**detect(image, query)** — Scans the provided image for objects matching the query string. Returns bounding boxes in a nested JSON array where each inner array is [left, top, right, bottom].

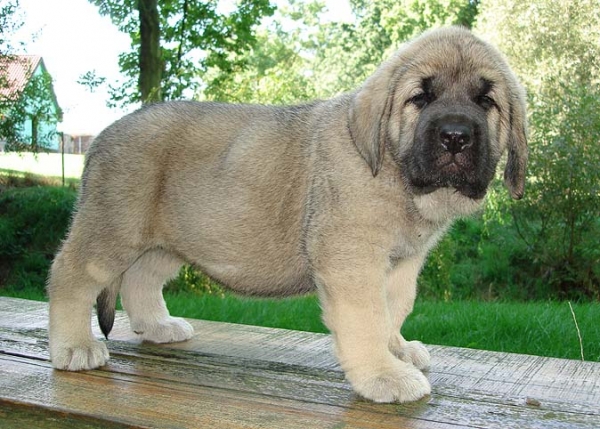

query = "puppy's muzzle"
[[439, 121, 472, 155]]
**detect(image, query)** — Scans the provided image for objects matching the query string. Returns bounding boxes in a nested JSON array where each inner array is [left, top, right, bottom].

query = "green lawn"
[[162, 292, 600, 362], [405, 299, 599, 361], [5, 286, 597, 362], [0, 152, 85, 180]]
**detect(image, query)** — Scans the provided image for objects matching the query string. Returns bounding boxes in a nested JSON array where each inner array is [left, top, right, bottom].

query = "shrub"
[[0, 186, 76, 292], [475, 0, 600, 300]]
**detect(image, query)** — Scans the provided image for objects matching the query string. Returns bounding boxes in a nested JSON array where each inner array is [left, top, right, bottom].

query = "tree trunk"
[[138, 0, 161, 104]]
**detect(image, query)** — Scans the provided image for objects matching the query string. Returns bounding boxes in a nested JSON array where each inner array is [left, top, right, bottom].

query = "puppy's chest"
[[388, 221, 446, 266]]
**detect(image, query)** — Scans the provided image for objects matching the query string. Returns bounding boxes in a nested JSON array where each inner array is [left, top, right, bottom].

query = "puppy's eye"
[[476, 95, 497, 111], [408, 93, 433, 109]]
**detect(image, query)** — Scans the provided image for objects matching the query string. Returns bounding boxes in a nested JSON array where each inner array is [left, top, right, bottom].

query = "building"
[[61, 133, 94, 154], [0, 55, 62, 151]]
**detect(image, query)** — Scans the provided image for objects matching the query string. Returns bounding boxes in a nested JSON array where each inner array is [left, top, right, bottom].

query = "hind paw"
[[50, 339, 109, 371], [394, 340, 431, 370], [132, 317, 194, 343]]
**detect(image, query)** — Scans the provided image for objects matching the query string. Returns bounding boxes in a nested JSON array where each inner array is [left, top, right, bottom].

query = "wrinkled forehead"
[[396, 33, 510, 94]]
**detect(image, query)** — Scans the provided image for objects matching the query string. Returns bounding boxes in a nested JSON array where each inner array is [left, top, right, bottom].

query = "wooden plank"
[[2, 339, 596, 429], [0, 401, 134, 429], [1, 297, 599, 428], [1, 354, 460, 429]]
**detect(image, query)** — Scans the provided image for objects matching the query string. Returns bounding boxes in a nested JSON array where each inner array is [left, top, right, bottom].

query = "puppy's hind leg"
[[120, 249, 193, 343], [48, 246, 134, 371]]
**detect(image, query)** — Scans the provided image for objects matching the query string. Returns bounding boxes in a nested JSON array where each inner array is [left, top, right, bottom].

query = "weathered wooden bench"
[[1, 297, 599, 428]]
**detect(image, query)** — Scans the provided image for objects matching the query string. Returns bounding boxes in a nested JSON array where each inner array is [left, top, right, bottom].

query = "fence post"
[[60, 132, 65, 187]]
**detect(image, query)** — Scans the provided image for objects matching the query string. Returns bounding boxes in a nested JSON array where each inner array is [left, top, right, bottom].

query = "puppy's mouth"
[[407, 158, 489, 199], [437, 150, 472, 170], [405, 139, 492, 200], [402, 148, 489, 199], [410, 178, 488, 200]]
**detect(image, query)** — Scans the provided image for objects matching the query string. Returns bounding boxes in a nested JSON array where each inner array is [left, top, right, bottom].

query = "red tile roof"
[[0, 55, 42, 100]]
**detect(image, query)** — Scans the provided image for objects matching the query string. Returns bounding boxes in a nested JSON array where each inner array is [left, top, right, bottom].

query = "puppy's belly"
[[162, 191, 311, 295], [188, 251, 314, 297]]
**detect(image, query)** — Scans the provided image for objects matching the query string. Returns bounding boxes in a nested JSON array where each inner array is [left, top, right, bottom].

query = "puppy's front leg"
[[386, 256, 431, 371], [317, 261, 430, 403]]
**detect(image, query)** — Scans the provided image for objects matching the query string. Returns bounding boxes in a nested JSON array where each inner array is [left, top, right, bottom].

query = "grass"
[[0, 168, 80, 189], [0, 286, 48, 301], [405, 299, 600, 361], [162, 292, 600, 362], [0, 152, 85, 179], [4, 287, 599, 362], [165, 291, 327, 333]]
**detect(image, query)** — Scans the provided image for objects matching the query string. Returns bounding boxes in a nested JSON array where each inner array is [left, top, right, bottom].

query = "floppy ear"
[[504, 85, 529, 199], [348, 80, 395, 176]]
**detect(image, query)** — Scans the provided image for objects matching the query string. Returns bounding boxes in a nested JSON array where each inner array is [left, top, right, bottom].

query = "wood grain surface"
[[1, 297, 599, 428]]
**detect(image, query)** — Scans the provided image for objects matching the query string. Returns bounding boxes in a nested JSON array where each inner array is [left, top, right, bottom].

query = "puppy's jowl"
[[48, 27, 527, 403]]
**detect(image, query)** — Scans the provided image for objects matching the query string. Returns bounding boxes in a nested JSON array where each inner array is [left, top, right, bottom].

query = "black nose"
[[439, 123, 472, 154]]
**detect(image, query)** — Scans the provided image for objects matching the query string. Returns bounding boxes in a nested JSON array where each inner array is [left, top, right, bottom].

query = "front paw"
[[348, 359, 431, 403], [131, 316, 194, 344], [50, 339, 109, 371], [390, 336, 431, 370]]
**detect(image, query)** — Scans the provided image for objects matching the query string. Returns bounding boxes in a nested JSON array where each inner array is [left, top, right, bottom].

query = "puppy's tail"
[[96, 277, 121, 339]]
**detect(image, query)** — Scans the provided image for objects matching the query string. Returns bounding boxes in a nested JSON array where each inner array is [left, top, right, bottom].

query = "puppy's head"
[[348, 26, 528, 201]]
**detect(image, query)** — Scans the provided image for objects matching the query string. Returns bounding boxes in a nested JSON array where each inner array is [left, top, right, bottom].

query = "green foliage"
[[200, 0, 480, 103], [0, 0, 22, 55], [420, 211, 534, 301], [307, 0, 480, 97], [165, 265, 224, 296], [201, 1, 324, 103], [0, 185, 77, 292], [77, 70, 106, 93], [476, 0, 600, 299], [350, 0, 479, 42], [516, 82, 600, 299], [86, 0, 275, 105]]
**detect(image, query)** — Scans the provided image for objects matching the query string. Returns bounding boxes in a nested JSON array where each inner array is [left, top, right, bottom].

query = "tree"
[[0, 0, 21, 111], [204, 0, 482, 104], [138, 0, 161, 103], [308, 0, 480, 98], [201, 0, 325, 104], [86, 0, 275, 105], [476, 0, 600, 298], [0, 0, 21, 56]]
